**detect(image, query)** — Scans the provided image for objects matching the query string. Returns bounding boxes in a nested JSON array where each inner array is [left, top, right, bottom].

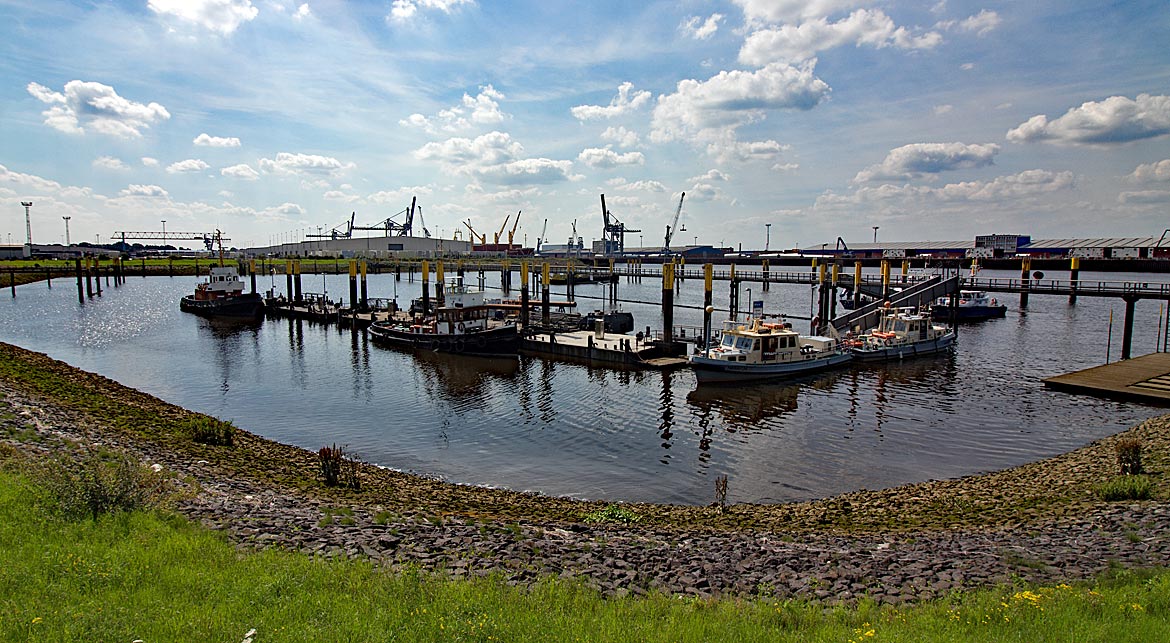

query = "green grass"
[[1, 469, 1168, 643], [1094, 475, 1155, 501]]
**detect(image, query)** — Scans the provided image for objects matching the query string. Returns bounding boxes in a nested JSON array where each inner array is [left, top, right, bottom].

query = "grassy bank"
[[0, 468, 1167, 643]]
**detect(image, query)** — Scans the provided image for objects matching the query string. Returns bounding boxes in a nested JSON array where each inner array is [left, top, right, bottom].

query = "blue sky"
[[1, 0, 1168, 250]]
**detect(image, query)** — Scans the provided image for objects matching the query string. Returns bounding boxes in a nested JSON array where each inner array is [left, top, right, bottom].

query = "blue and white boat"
[[687, 318, 852, 383], [850, 308, 956, 361], [931, 291, 1007, 321]]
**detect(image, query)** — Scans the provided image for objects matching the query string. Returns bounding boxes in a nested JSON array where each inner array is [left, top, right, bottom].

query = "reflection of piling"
[[75, 258, 84, 304], [421, 260, 430, 313], [1019, 257, 1031, 309], [285, 260, 294, 300], [541, 262, 550, 326], [520, 260, 530, 331], [294, 260, 303, 303], [348, 260, 358, 309], [360, 260, 368, 309], [662, 261, 675, 343], [1068, 257, 1080, 304], [703, 264, 713, 353]]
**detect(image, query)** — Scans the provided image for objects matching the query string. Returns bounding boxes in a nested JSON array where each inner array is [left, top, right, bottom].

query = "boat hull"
[[180, 293, 264, 320], [369, 322, 520, 356], [689, 351, 853, 383], [930, 304, 1007, 321], [851, 332, 956, 361]]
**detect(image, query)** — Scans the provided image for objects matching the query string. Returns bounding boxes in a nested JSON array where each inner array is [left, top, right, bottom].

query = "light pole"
[[161, 220, 167, 251], [765, 223, 771, 251], [21, 202, 32, 246], [62, 216, 71, 245], [872, 226, 879, 243]]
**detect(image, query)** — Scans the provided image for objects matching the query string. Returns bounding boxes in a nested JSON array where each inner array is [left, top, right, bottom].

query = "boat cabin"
[[706, 319, 837, 363], [193, 266, 245, 301]]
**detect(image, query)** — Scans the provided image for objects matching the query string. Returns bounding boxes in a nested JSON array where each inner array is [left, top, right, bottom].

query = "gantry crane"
[[350, 197, 419, 237], [600, 194, 640, 257], [663, 192, 686, 254], [110, 230, 231, 252], [307, 212, 355, 240]]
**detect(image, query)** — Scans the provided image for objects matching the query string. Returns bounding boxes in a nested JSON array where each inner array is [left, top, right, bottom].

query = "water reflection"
[[378, 343, 520, 405], [195, 317, 261, 395], [686, 378, 803, 426]]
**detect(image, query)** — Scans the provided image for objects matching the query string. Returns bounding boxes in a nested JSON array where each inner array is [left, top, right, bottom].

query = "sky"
[[1, 0, 1168, 252]]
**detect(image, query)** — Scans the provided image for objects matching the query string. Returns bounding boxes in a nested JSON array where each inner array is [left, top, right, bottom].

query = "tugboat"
[[369, 280, 519, 356], [687, 317, 852, 383], [179, 231, 264, 321], [930, 291, 1007, 321], [849, 307, 955, 361]]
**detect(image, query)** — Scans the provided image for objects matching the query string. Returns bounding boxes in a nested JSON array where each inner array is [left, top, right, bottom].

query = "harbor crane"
[[350, 197, 419, 237], [110, 230, 231, 251], [600, 194, 640, 257], [536, 218, 548, 254], [493, 214, 510, 244], [569, 219, 582, 258], [463, 220, 487, 245], [663, 192, 686, 254], [507, 211, 521, 245], [307, 212, 355, 240]]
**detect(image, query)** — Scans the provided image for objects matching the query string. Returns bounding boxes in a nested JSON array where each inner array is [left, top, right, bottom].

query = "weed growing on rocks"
[[583, 503, 642, 524], [24, 449, 170, 520], [186, 416, 235, 447], [318, 444, 361, 490], [1094, 475, 1153, 501], [714, 475, 729, 514], [1116, 437, 1144, 475]]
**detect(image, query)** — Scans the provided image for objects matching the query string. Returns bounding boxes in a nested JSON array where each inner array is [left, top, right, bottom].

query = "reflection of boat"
[[369, 281, 519, 356], [931, 291, 1007, 321], [848, 308, 955, 361], [180, 233, 264, 321], [687, 380, 802, 424], [687, 318, 852, 383], [547, 272, 615, 285], [408, 346, 520, 401]]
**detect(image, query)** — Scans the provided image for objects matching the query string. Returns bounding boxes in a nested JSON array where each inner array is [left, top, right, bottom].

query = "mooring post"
[[348, 260, 358, 309], [853, 260, 863, 308], [662, 260, 675, 346], [8, 269, 14, 297], [435, 260, 445, 308], [762, 259, 770, 292], [360, 260, 368, 310], [520, 260, 530, 331], [502, 260, 510, 295], [73, 258, 83, 304], [293, 260, 303, 304], [285, 260, 294, 301], [85, 257, 94, 298], [541, 262, 551, 326], [249, 259, 258, 294], [420, 260, 431, 314], [45, 266, 51, 289], [168, 256, 174, 278], [1019, 257, 1031, 309], [703, 263, 713, 355], [94, 258, 102, 296], [1068, 257, 1080, 305], [1121, 296, 1137, 360], [880, 259, 890, 300], [830, 263, 840, 319]]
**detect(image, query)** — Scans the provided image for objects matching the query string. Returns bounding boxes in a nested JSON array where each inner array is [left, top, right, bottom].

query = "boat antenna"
[[215, 229, 225, 267]]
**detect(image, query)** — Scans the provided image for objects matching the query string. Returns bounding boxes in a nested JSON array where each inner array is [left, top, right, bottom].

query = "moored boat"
[[930, 291, 1007, 321], [369, 281, 519, 356], [179, 232, 264, 321], [687, 318, 852, 383], [848, 308, 955, 361]]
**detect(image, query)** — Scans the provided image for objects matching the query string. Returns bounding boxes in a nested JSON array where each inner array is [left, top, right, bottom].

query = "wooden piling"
[[1068, 257, 1080, 304], [94, 258, 102, 296], [360, 260, 368, 309], [348, 260, 358, 309], [703, 263, 713, 354], [541, 262, 551, 326], [285, 260, 294, 300], [853, 260, 863, 308], [1121, 296, 1137, 360], [1020, 257, 1031, 309], [75, 258, 83, 304], [293, 260, 303, 303], [421, 260, 430, 313], [520, 260, 530, 330], [662, 261, 675, 344]]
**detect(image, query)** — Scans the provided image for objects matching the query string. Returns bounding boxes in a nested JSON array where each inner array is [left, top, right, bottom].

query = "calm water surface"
[[1, 268, 1166, 505]]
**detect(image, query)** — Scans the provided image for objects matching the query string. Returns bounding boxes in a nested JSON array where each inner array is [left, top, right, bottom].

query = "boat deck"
[[521, 330, 686, 370], [1042, 352, 1170, 404]]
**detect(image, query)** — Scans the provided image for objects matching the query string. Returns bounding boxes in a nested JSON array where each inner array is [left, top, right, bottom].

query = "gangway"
[[828, 274, 960, 336]]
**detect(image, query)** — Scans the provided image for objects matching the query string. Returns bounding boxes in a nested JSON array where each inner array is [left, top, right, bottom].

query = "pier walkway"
[[1043, 353, 1170, 404]]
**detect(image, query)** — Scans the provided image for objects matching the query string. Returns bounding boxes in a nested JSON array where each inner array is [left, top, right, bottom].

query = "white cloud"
[[194, 133, 242, 147], [681, 13, 724, 40], [934, 104, 953, 115], [957, 10, 1001, 36], [577, 147, 645, 168], [293, 3, 312, 21], [853, 142, 1000, 182], [259, 152, 355, 176], [1007, 94, 1170, 146], [601, 126, 640, 148], [1128, 159, 1170, 183], [1118, 190, 1170, 204], [26, 80, 170, 138], [166, 159, 211, 174], [651, 62, 828, 149], [414, 131, 577, 185], [0, 164, 62, 192], [618, 180, 667, 193], [960, 62, 975, 71], [688, 169, 731, 182], [772, 162, 799, 172], [93, 156, 129, 171], [708, 139, 789, 163], [732, 0, 867, 24], [142, 157, 159, 167], [323, 190, 360, 203], [738, 9, 942, 65], [571, 82, 652, 121], [400, 85, 506, 133], [120, 184, 170, 198], [221, 163, 260, 180], [389, 0, 474, 23], [147, 0, 259, 35], [819, 169, 1074, 207], [368, 186, 434, 203]]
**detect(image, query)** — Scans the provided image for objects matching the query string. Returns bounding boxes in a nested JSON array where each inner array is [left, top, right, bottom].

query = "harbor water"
[[0, 267, 1166, 505]]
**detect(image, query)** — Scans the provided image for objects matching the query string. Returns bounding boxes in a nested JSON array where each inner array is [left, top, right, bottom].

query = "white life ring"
[[884, 338, 892, 346], [457, 322, 466, 332]]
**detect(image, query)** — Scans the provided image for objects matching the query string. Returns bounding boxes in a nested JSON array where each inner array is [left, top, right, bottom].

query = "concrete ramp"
[[829, 274, 959, 336]]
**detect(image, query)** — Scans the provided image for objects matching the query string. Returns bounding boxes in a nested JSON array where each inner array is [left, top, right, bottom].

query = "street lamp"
[[765, 223, 771, 251], [872, 226, 879, 243], [62, 216, 71, 246], [21, 202, 32, 246]]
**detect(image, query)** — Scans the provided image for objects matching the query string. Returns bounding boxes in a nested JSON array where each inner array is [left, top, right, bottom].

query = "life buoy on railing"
[[884, 338, 892, 346], [457, 322, 466, 332]]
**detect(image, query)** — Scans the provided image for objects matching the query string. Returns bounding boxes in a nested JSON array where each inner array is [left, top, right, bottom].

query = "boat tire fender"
[[430, 340, 440, 351], [456, 339, 466, 352], [458, 322, 465, 332]]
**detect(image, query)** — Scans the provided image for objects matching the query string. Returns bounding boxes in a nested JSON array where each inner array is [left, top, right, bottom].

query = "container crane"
[[306, 212, 355, 240], [349, 196, 420, 237], [600, 194, 640, 257], [463, 220, 487, 245], [110, 230, 231, 252], [663, 192, 686, 254]]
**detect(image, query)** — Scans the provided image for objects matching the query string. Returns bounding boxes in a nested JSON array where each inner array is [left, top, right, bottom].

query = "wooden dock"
[[520, 330, 687, 370], [1042, 352, 1170, 404]]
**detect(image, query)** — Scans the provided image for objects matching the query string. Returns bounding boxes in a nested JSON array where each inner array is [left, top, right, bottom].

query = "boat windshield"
[[721, 335, 736, 348], [735, 337, 753, 351]]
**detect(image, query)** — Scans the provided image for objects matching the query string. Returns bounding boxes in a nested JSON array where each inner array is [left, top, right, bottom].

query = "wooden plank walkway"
[[1042, 352, 1170, 403]]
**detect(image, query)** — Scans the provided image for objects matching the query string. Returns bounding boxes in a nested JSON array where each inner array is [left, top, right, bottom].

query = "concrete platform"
[[521, 330, 685, 369], [1042, 352, 1170, 404]]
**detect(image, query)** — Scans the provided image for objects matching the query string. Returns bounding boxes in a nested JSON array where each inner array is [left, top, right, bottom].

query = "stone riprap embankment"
[[2, 374, 1169, 604]]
